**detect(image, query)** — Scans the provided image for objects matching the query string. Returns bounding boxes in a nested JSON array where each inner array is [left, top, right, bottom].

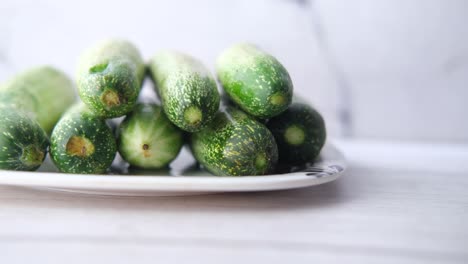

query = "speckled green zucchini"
[[50, 104, 117, 174], [148, 51, 220, 132], [267, 103, 326, 165], [190, 106, 278, 176], [76, 39, 145, 118], [0, 107, 48, 171], [216, 43, 293, 119], [117, 103, 184, 169], [0, 66, 76, 134]]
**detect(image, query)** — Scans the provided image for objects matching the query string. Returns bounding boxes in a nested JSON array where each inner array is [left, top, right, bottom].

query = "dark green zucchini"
[[148, 51, 220, 132], [216, 43, 293, 119], [76, 39, 145, 118], [50, 104, 117, 174], [0, 107, 48, 171], [267, 103, 326, 165], [117, 103, 184, 169], [0, 66, 76, 134], [190, 106, 278, 176]]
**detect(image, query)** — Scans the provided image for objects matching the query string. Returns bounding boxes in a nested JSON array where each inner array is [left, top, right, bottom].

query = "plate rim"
[[0, 142, 346, 193]]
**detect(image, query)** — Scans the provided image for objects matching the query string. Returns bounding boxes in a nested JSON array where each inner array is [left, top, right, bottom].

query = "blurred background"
[[0, 0, 466, 142]]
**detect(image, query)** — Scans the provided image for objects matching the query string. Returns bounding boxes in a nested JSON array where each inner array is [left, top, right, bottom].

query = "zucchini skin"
[[190, 106, 278, 176], [216, 43, 293, 119], [50, 104, 117, 174], [267, 103, 326, 165], [0, 66, 76, 134], [149, 51, 220, 132], [76, 39, 145, 118], [117, 103, 184, 169], [0, 107, 48, 171]]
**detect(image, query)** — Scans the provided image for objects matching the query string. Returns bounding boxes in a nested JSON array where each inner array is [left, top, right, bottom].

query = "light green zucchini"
[[50, 104, 117, 174], [117, 103, 184, 169], [0, 107, 48, 171], [76, 39, 145, 118], [0, 66, 76, 134], [190, 106, 278, 176], [149, 51, 220, 132], [216, 43, 293, 119]]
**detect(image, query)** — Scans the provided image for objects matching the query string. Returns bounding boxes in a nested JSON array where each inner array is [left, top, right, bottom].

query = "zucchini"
[[148, 51, 220, 132], [0, 107, 48, 171], [76, 39, 145, 118], [0, 66, 76, 134], [267, 103, 326, 165], [216, 43, 293, 119], [190, 106, 278, 176], [50, 104, 117, 174], [117, 103, 184, 169]]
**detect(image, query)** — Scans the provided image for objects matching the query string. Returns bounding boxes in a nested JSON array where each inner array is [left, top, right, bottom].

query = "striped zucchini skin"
[[50, 104, 117, 174], [267, 103, 326, 165], [0, 107, 48, 171], [76, 39, 145, 118], [190, 106, 278, 176], [117, 103, 184, 169], [149, 51, 220, 132], [0, 66, 76, 134], [216, 43, 293, 119]]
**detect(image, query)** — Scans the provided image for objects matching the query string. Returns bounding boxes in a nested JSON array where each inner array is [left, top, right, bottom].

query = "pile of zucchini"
[[0, 40, 326, 176]]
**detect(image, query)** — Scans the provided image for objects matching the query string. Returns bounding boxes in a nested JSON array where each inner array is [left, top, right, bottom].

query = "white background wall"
[[0, 0, 466, 142], [315, 0, 468, 142]]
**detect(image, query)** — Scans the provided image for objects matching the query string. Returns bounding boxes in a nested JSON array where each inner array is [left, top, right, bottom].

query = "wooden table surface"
[[1, 139, 467, 264]]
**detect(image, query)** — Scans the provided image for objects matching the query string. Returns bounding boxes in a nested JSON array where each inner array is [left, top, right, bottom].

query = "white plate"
[[0, 142, 346, 196]]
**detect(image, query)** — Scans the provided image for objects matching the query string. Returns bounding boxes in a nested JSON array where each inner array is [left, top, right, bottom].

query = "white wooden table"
[[1, 139, 467, 264]]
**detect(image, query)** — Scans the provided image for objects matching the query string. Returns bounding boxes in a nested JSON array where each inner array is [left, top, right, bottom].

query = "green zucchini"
[[117, 103, 184, 169], [76, 39, 145, 118], [190, 106, 278, 176], [0, 107, 48, 171], [148, 51, 220, 132], [0, 66, 76, 134], [267, 103, 326, 165], [50, 104, 117, 174], [216, 43, 293, 119]]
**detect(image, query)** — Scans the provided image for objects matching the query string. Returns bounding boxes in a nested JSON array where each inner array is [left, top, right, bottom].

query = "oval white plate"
[[0, 142, 345, 196]]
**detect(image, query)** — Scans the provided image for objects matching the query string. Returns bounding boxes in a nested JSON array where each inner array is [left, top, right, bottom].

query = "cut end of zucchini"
[[66, 136, 95, 157], [101, 89, 121, 107], [284, 125, 305, 146], [142, 143, 151, 158], [20, 145, 46, 168], [183, 106, 203, 126], [254, 153, 268, 172], [269, 93, 287, 107]]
